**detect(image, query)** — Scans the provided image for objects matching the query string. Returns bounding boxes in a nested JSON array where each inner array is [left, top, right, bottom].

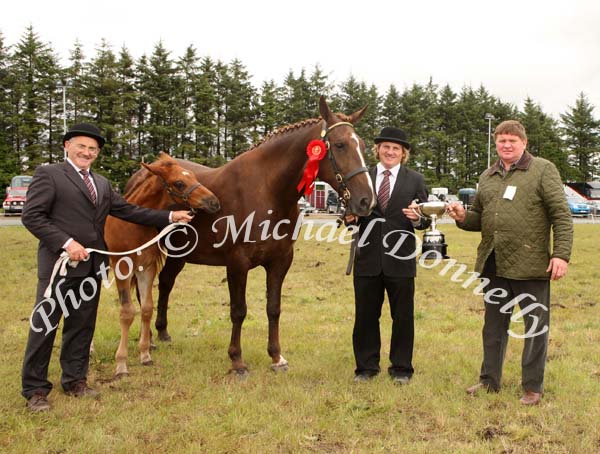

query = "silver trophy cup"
[[413, 201, 449, 259]]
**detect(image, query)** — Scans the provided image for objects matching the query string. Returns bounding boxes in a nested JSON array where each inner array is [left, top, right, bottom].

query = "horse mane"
[[249, 118, 320, 150], [251, 112, 354, 150], [122, 168, 152, 200]]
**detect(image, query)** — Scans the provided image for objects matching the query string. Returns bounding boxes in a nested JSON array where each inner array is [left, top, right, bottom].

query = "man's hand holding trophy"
[[409, 199, 453, 259]]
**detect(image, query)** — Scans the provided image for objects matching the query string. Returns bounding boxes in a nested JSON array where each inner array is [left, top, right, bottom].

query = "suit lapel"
[[388, 165, 407, 205], [369, 167, 384, 215], [62, 162, 96, 206]]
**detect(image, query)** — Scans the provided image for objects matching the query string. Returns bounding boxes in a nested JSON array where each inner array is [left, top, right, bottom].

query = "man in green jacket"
[[447, 120, 573, 405]]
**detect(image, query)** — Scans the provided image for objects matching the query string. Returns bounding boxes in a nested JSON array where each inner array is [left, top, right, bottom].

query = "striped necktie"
[[378, 169, 391, 212], [80, 169, 97, 204]]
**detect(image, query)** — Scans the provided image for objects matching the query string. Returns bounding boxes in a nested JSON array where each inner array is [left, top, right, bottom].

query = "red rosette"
[[297, 140, 328, 195], [306, 140, 327, 160]]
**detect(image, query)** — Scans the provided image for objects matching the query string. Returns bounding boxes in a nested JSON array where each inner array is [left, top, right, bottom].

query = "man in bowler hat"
[[21, 123, 193, 412], [348, 127, 430, 384]]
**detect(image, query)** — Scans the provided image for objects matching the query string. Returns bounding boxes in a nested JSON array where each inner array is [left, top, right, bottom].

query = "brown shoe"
[[466, 382, 497, 395], [64, 380, 100, 399], [27, 393, 50, 413], [519, 391, 542, 405]]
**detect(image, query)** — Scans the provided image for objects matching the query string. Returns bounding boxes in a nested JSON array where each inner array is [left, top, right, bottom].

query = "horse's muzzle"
[[203, 197, 221, 214], [350, 196, 374, 217]]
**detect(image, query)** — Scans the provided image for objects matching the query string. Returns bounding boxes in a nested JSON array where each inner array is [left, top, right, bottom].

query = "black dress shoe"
[[353, 373, 376, 382], [391, 376, 411, 385], [27, 393, 50, 412]]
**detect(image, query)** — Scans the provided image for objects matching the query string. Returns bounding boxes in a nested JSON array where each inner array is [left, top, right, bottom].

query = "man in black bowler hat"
[[21, 123, 193, 412], [347, 127, 430, 384]]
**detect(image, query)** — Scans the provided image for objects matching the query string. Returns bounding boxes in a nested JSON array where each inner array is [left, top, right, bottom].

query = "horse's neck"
[[258, 123, 320, 192], [126, 175, 170, 208]]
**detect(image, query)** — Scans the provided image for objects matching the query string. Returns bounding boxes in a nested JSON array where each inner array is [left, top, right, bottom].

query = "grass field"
[[0, 223, 599, 453]]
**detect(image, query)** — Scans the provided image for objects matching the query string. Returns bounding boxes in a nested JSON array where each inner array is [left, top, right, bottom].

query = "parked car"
[[297, 197, 315, 215], [326, 192, 342, 214], [458, 188, 477, 208], [566, 197, 591, 217], [3, 187, 27, 215]]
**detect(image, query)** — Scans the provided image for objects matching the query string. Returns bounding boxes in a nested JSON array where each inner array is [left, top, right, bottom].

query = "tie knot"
[[383, 170, 391, 177], [80, 169, 89, 177]]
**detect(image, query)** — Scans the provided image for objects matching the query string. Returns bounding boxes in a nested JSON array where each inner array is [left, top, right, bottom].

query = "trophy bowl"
[[413, 201, 449, 259], [418, 201, 447, 218]]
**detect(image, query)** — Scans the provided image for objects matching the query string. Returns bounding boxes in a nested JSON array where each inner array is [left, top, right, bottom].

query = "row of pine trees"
[[1, 26, 599, 192]]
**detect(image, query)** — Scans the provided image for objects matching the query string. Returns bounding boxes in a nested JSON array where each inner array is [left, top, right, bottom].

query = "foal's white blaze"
[[351, 132, 376, 208], [182, 171, 191, 176]]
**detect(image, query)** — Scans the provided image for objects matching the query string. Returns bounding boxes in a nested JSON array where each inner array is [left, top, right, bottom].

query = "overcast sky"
[[3, 0, 599, 119]]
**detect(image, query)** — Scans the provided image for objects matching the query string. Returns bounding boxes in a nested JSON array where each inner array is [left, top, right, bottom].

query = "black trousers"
[[21, 275, 101, 399], [479, 274, 550, 393], [353, 274, 415, 378]]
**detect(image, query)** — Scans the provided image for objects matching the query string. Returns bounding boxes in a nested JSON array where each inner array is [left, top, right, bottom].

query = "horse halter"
[[321, 121, 369, 202], [159, 177, 203, 214]]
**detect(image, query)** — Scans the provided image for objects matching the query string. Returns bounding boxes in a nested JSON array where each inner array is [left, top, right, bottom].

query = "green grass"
[[0, 223, 599, 453]]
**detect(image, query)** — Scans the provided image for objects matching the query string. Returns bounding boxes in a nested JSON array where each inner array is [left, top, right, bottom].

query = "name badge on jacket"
[[503, 185, 517, 200]]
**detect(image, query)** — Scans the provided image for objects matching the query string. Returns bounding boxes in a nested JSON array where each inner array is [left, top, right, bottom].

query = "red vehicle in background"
[[3, 175, 32, 216]]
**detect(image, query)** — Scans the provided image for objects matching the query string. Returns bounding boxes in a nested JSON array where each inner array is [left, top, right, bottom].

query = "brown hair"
[[494, 120, 527, 141], [373, 143, 410, 165]]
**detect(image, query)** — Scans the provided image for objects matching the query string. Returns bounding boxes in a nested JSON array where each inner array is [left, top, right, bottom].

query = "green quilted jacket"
[[457, 152, 573, 280]]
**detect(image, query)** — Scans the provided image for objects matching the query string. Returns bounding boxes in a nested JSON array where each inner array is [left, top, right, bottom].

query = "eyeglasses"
[[69, 141, 100, 154]]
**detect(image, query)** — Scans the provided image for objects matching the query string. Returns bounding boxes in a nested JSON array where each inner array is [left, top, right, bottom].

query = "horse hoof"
[[229, 368, 249, 380], [113, 372, 129, 380], [158, 332, 172, 342], [270, 356, 289, 372], [270, 363, 289, 373], [142, 359, 154, 366]]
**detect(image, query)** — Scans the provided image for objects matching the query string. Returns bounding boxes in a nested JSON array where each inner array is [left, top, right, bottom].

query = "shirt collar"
[[66, 157, 91, 175], [377, 162, 401, 178]]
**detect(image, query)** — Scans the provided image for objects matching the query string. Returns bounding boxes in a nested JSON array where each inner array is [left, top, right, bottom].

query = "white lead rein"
[[43, 222, 189, 298]]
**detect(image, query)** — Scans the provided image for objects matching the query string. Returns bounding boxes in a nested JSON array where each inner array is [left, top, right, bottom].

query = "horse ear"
[[141, 162, 154, 173], [348, 104, 368, 125], [141, 161, 163, 177], [319, 96, 334, 123]]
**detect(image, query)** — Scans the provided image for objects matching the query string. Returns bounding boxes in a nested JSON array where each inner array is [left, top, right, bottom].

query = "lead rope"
[[43, 222, 189, 298]]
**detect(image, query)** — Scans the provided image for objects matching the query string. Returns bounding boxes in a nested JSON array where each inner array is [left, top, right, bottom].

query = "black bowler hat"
[[374, 126, 411, 150], [63, 123, 105, 148]]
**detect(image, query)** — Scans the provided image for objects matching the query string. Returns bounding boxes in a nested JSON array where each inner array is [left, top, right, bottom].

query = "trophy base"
[[421, 231, 449, 259]]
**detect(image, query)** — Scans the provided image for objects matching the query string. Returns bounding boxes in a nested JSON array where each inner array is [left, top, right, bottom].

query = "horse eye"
[[334, 142, 345, 150], [174, 181, 186, 190]]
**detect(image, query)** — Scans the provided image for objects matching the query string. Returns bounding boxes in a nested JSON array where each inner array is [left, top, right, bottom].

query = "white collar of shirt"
[[66, 158, 97, 192], [376, 163, 401, 193], [66, 157, 89, 175]]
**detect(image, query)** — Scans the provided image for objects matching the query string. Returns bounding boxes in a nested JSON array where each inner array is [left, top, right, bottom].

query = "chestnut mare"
[[104, 152, 220, 377], [128, 97, 375, 375]]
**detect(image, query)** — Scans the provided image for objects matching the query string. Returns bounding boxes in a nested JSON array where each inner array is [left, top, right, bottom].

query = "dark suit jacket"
[[22, 162, 170, 280], [354, 166, 430, 277]]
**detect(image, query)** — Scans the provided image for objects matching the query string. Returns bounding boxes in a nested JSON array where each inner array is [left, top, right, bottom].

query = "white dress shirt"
[[376, 162, 401, 195]]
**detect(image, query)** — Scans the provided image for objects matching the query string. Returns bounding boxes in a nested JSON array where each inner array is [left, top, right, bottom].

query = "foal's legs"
[[137, 262, 157, 366], [265, 252, 293, 372], [156, 258, 186, 342], [115, 279, 135, 378], [226, 266, 249, 375]]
